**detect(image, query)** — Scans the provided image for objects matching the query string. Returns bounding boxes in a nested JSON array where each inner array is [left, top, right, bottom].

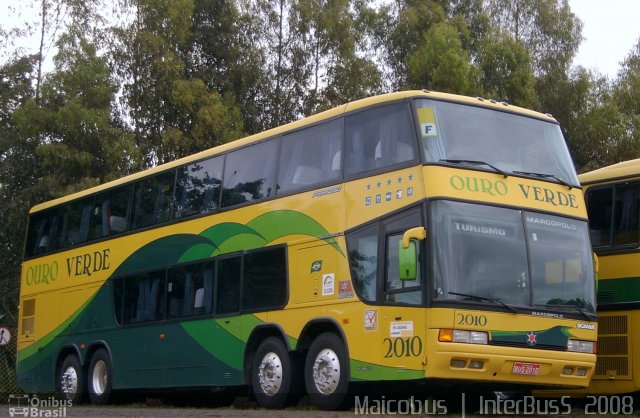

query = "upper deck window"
[[414, 99, 579, 187], [277, 119, 342, 194], [344, 103, 416, 177], [221, 140, 278, 208], [175, 156, 223, 218], [131, 172, 176, 229], [587, 182, 640, 249]]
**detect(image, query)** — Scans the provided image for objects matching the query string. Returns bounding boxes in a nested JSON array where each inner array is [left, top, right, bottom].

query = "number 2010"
[[456, 314, 487, 326], [383, 337, 423, 358]]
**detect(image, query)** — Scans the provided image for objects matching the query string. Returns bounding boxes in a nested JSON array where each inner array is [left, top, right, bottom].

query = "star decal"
[[526, 331, 537, 347]]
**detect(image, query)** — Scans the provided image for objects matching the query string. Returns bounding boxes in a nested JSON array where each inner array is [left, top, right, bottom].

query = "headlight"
[[439, 329, 488, 344], [567, 339, 595, 353]]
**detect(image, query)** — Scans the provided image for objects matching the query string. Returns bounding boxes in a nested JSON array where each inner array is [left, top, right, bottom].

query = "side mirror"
[[398, 227, 427, 281]]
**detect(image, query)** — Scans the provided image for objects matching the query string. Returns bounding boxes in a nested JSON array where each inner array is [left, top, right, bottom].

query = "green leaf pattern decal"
[[114, 210, 343, 276]]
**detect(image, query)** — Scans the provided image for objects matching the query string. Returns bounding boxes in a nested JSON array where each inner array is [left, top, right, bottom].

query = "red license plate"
[[512, 362, 541, 375]]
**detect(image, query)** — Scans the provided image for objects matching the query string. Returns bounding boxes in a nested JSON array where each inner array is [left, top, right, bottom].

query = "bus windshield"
[[431, 200, 595, 313], [414, 99, 579, 187]]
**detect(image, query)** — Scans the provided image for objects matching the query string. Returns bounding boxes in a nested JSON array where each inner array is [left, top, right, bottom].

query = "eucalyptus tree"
[[476, 29, 537, 107], [485, 0, 582, 118], [112, 0, 244, 166], [406, 22, 478, 94], [0, 56, 39, 322]]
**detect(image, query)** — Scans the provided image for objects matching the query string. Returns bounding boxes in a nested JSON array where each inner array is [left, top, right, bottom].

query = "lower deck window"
[[112, 246, 288, 324]]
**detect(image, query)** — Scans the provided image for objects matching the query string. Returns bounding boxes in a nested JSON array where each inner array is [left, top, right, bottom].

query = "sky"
[[568, 0, 640, 78], [1, 1, 640, 79]]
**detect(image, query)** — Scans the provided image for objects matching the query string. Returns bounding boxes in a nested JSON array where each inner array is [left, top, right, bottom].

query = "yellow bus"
[[17, 90, 597, 410], [580, 158, 640, 395]]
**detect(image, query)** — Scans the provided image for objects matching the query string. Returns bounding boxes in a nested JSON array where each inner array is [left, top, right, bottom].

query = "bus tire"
[[88, 348, 113, 405], [252, 337, 295, 409], [304, 332, 350, 410], [58, 354, 85, 404]]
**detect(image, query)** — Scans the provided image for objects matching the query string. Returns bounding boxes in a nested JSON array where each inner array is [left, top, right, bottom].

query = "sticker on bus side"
[[364, 309, 378, 330], [390, 321, 414, 337], [322, 273, 335, 296]]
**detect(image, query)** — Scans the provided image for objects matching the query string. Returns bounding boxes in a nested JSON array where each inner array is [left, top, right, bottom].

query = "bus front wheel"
[[88, 348, 113, 405], [304, 332, 350, 410], [252, 337, 296, 409], [58, 354, 85, 404]]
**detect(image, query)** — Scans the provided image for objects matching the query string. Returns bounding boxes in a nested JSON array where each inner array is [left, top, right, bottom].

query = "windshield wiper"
[[439, 159, 508, 178], [448, 292, 518, 314], [534, 303, 593, 321], [512, 170, 573, 190]]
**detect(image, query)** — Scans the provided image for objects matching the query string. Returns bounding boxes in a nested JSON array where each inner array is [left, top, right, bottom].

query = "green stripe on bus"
[[350, 359, 424, 381], [599, 276, 640, 304]]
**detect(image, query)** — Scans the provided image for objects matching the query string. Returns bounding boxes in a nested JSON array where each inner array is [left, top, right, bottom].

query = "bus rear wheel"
[[304, 332, 350, 410], [88, 348, 113, 404], [58, 354, 85, 404], [252, 337, 296, 409]]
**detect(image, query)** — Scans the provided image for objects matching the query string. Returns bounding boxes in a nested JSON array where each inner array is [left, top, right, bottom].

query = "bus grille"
[[594, 315, 630, 379], [599, 315, 627, 334]]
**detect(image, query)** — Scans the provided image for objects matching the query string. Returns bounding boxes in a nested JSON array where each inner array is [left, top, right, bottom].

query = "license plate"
[[512, 362, 541, 375]]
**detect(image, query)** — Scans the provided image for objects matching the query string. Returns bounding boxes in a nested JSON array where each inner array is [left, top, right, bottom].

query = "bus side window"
[[345, 103, 416, 177], [132, 172, 176, 229], [586, 187, 613, 247], [175, 156, 223, 219], [112, 277, 123, 324], [123, 272, 166, 323], [221, 141, 278, 208], [64, 199, 93, 246], [89, 199, 109, 240], [613, 183, 640, 246], [216, 256, 241, 314], [27, 213, 50, 256], [243, 247, 287, 310], [109, 185, 132, 234], [346, 224, 379, 302], [166, 264, 211, 318], [278, 119, 342, 194]]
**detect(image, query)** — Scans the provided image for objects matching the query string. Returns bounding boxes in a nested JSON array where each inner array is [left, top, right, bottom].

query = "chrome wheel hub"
[[61, 366, 78, 396], [312, 348, 340, 394], [258, 351, 283, 396], [92, 360, 108, 395]]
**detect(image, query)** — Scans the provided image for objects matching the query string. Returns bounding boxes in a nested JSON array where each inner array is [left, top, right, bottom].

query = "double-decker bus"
[[580, 158, 640, 395], [17, 90, 596, 410]]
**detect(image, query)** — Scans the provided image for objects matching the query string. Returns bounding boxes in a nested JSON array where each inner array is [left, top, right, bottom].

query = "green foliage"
[[0, 55, 39, 320], [476, 30, 537, 107], [13, 32, 139, 197], [378, 0, 447, 88], [114, 0, 244, 165], [407, 22, 478, 94]]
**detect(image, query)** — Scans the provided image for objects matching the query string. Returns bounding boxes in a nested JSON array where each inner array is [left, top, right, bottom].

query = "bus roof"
[[30, 90, 557, 213], [579, 158, 640, 185]]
